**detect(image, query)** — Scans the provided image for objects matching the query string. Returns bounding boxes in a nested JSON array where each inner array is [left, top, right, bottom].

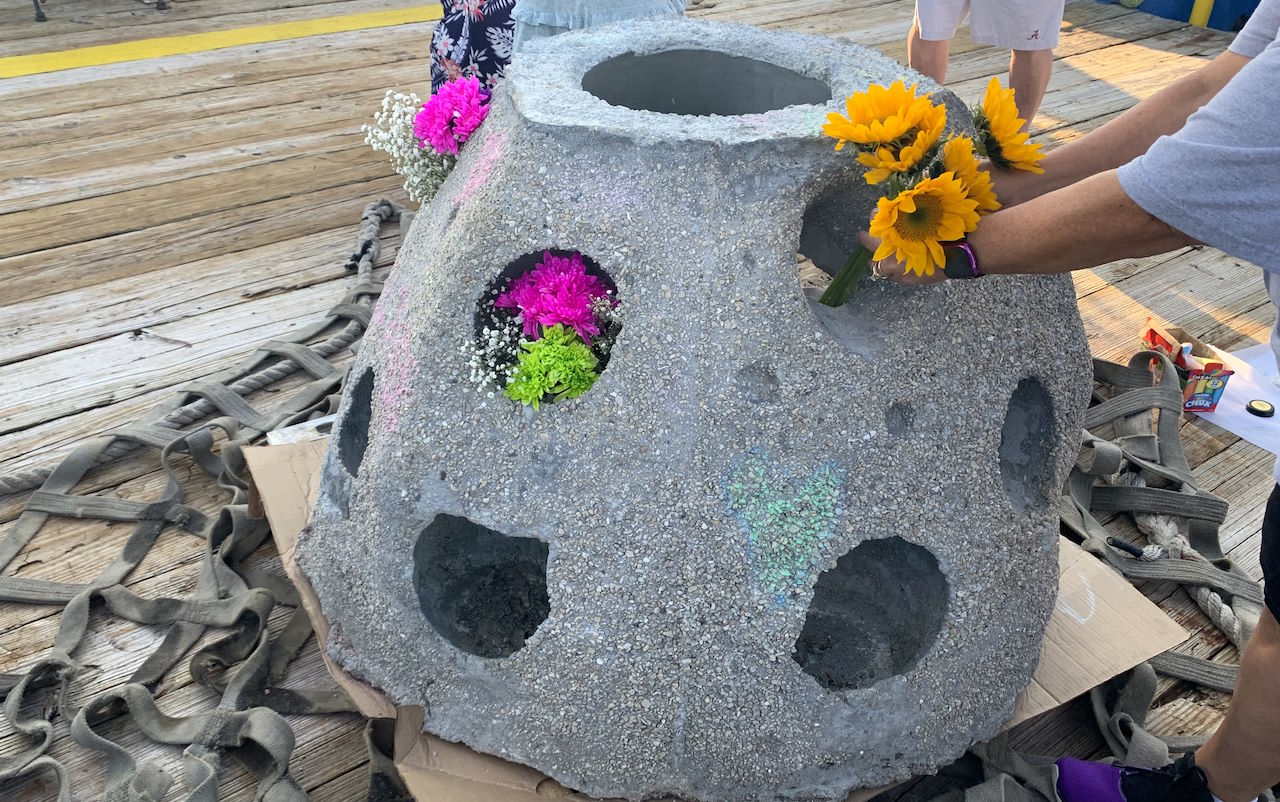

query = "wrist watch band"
[[942, 240, 982, 280]]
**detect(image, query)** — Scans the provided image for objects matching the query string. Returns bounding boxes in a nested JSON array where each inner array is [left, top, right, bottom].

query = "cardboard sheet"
[[245, 440, 1188, 802]]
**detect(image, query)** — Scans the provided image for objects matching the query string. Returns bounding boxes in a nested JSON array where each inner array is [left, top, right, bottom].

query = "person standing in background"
[[907, 0, 1064, 126], [431, 0, 518, 92]]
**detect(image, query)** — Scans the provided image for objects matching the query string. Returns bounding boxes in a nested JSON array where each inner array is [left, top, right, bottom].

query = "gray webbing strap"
[[934, 350, 1270, 801], [929, 738, 1062, 802], [1090, 663, 1174, 768], [0, 200, 407, 802]]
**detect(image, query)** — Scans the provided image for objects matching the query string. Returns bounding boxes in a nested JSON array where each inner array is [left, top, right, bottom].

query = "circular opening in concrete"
[[413, 514, 550, 658], [793, 536, 948, 690], [338, 367, 374, 477], [581, 49, 831, 116], [1000, 377, 1056, 513], [470, 250, 621, 407], [797, 183, 919, 361]]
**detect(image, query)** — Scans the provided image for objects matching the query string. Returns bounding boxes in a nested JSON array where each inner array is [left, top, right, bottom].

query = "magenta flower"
[[414, 76, 490, 156], [495, 252, 614, 342]]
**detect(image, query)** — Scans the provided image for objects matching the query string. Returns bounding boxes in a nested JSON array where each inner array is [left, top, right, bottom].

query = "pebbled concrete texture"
[[298, 18, 1092, 802]]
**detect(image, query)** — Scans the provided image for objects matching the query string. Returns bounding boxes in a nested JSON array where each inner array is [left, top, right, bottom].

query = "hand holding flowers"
[[817, 77, 1043, 305]]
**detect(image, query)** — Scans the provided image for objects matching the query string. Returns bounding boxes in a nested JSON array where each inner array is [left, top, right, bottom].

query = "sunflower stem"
[[817, 245, 874, 307]]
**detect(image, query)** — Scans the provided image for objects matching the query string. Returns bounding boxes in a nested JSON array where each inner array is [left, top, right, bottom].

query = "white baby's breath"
[[362, 89, 455, 205]]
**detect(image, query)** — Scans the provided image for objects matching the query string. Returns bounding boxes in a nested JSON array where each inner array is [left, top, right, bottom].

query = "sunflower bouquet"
[[817, 77, 1043, 306]]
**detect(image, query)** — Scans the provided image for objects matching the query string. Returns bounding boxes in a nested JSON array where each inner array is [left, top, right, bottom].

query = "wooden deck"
[[0, 1, 1266, 800]]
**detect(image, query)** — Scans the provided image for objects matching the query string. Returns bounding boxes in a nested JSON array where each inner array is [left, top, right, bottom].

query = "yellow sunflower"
[[823, 81, 947, 182], [942, 135, 1000, 214], [869, 173, 980, 277], [975, 77, 1044, 174]]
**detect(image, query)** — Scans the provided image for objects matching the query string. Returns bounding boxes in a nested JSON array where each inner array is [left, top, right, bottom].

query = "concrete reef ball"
[[299, 18, 1091, 802]]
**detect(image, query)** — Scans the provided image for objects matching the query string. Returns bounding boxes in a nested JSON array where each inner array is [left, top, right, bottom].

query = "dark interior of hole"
[[413, 514, 550, 659], [799, 181, 873, 277], [999, 377, 1056, 513], [582, 49, 831, 116], [338, 368, 373, 477], [793, 537, 949, 690]]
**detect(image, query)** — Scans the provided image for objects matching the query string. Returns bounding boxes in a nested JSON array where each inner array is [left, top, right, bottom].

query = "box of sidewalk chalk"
[[1141, 320, 1235, 413]]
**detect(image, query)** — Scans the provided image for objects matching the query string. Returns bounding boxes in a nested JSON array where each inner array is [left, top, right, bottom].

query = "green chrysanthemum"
[[503, 324, 600, 409]]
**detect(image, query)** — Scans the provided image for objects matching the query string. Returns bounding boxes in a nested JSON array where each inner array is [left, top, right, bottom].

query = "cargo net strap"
[[1058, 352, 1261, 762], [0, 201, 413, 802], [936, 351, 1271, 802]]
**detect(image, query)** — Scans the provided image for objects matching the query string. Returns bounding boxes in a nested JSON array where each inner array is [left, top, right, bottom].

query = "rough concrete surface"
[[298, 18, 1092, 802]]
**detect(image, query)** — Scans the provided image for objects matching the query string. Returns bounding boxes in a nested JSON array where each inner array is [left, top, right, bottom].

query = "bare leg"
[[1008, 48, 1053, 130], [1197, 607, 1280, 802], [908, 16, 950, 84]]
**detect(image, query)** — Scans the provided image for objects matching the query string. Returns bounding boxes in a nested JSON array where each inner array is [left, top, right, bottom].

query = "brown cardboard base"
[[245, 441, 1187, 802]]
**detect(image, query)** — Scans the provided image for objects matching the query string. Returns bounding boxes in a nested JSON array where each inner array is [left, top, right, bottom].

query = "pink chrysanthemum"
[[495, 253, 613, 342], [414, 76, 490, 156]]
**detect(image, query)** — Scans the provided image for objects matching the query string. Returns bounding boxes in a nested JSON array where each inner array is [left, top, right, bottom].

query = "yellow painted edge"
[[0, 5, 442, 79]]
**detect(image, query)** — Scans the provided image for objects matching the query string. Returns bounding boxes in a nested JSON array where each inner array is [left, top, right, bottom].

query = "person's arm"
[[993, 49, 1251, 206], [969, 170, 1195, 274], [861, 169, 1196, 285]]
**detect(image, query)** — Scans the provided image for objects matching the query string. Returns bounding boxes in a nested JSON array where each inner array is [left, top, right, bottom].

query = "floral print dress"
[[431, 0, 517, 93]]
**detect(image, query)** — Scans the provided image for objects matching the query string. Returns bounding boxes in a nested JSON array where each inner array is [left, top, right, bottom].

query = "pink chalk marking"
[[370, 286, 418, 436], [453, 128, 510, 208]]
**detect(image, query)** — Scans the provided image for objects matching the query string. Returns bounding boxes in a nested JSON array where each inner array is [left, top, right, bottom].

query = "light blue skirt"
[[512, 0, 686, 51]]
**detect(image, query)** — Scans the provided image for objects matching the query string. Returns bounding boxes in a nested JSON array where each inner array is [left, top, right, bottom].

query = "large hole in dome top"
[[582, 49, 831, 115], [1000, 377, 1056, 513], [793, 537, 948, 690], [414, 514, 550, 658]]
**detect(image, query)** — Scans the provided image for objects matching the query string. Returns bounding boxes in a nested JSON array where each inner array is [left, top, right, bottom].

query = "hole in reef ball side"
[[999, 377, 1056, 514], [793, 537, 949, 690], [413, 514, 550, 658], [338, 368, 374, 477]]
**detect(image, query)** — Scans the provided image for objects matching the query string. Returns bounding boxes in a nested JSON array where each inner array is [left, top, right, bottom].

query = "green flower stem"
[[817, 245, 874, 308]]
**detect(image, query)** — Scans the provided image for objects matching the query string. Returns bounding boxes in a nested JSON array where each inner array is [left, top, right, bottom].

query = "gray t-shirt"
[[1117, 0, 1280, 272], [1117, 3, 1280, 476]]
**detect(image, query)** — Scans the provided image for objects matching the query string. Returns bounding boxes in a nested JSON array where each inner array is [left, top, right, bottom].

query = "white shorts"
[[914, 0, 1065, 50]]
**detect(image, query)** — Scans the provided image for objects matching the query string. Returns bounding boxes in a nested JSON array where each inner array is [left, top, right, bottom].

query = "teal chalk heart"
[[725, 453, 844, 600]]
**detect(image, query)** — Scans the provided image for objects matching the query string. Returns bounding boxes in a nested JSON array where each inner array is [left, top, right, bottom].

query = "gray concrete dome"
[[299, 17, 1092, 802]]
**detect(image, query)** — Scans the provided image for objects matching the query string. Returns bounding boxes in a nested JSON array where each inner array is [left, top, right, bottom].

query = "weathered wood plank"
[[0, 226, 400, 365], [0, 0, 383, 45], [1, 86, 419, 214], [0, 146, 387, 260], [0, 24, 430, 123], [0, 177, 405, 307], [0, 275, 374, 434]]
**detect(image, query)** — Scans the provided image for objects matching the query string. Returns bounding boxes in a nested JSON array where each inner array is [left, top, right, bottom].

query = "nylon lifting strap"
[[932, 351, 1271, 802], [0, 200, 412, 802]]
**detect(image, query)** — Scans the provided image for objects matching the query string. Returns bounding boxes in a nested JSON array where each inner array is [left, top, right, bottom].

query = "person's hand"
[[857, 233, 948, 286], [982, 160, 1041, 208]]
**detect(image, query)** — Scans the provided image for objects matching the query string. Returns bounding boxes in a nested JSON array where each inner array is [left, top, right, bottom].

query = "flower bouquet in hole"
[[816, 77, 1044, 306], [362, 76, 492, 205], [467, 252, 622, 409]]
